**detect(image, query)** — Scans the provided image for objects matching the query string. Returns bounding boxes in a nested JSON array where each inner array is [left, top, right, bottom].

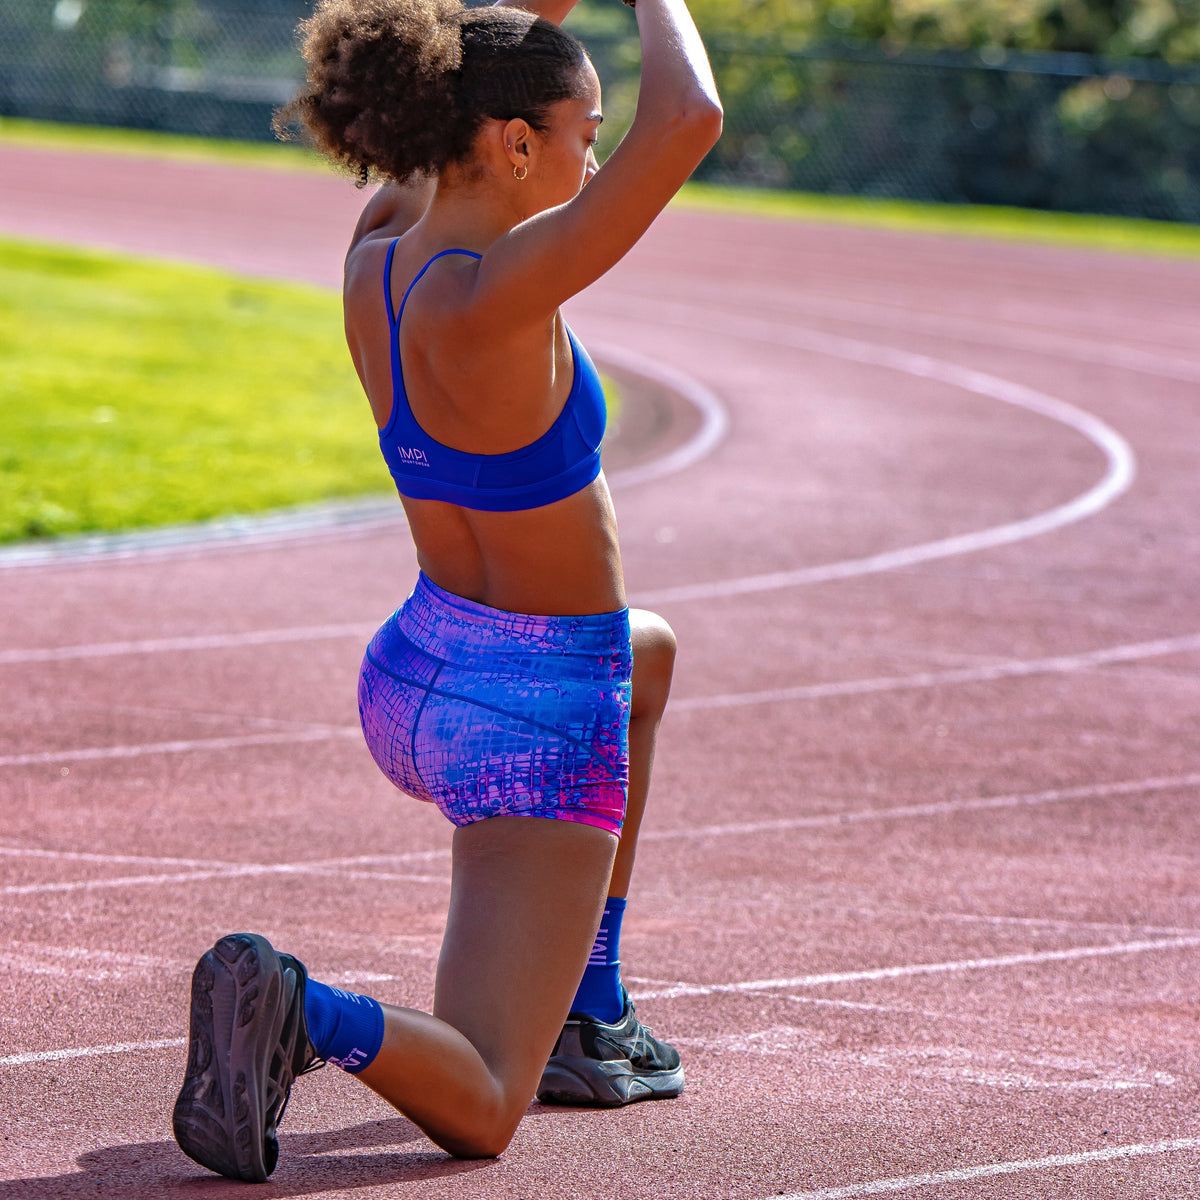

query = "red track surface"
[[2, 146, 1200, 1199]]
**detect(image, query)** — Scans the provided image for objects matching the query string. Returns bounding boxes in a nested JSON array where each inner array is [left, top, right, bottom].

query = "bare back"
[[337, 0, 720, 618], [343, 192, 625, 618]]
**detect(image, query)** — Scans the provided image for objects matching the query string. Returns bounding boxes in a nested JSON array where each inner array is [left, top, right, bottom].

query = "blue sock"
[[570, 896, 627, 1023], [303, 978, 385, 1074]]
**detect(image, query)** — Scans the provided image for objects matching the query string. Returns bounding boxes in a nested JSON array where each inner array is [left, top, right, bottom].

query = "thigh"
[[432, 816, 618, 1105]]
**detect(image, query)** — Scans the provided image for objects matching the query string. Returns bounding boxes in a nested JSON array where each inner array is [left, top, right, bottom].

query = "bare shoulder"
[[345, 179, 437, 269], [344, 179, 434, 328]]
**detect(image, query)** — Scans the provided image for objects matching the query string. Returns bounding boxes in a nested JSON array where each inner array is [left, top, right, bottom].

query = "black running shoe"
[[537, 991, 684, 1107], [172, 933, 322, 1181]]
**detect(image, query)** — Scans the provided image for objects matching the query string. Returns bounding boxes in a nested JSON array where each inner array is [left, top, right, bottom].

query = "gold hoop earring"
[[513, 164, 529, 181]]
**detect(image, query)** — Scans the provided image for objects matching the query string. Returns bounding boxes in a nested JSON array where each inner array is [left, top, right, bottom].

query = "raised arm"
[[290, 0, 716, 304], [470, 0, 722, 330]]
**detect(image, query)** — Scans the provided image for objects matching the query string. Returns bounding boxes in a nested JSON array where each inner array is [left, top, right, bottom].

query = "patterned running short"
[[358, 572, 632, 836]]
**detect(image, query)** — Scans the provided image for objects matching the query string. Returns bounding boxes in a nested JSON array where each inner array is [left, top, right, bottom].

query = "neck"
[[416, 168, 526, 252]]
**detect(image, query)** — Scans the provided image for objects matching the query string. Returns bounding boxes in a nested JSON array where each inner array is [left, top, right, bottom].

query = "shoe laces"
[[298, 1055, 326, 1079], [272, 1055, 325, 1132]]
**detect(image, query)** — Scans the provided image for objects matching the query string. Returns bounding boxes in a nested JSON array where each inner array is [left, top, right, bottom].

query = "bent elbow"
[[632, 91, 724, 162], [697, 99, 724, 148], [677, 93, 723, 152]]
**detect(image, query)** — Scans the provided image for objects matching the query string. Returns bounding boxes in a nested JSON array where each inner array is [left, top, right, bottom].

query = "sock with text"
[[569, 896, 627, 1024]]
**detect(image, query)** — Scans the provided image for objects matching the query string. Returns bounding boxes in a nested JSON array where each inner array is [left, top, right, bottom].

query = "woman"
[[172, 0, 720, 1179]]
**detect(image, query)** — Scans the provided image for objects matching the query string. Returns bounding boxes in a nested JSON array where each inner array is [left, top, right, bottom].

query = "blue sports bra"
[[378, 240, 606, 512]]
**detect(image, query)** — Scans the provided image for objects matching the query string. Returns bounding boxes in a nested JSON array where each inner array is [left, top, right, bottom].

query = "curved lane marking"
[[5, 771, 1197, 895], [0, 623, 377, 666], [0, 727, 360, 769], [622, 277, 1200, 386], [773, 1137, 1200, 1200], [0, 347, 730, 570], [590, 341, 730, 489], [672, 630, 1200, 712], [637, 772, 1200, 844], [631, 934, 1200, 1002], [2, 631, 1196, 761], [625, 307, 1136, 605], [0, 1038, 187, 1067]]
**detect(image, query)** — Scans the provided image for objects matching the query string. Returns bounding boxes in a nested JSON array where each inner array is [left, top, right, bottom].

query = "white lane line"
[[682, 1029, 1175, 1093], [775, 1137, 1200, 1200], [0, 845, 450, 869], [850, 907, 1200, 939], [0, 1038, 187, 1067], [0, 935, 439, 982], [301, 867, 449, 886], [0, 623, 376, 666], [0, 845, 216, 867], [1, 971, 413, 1065], [0, 726, 359, 768], [1, 866, 322, 896], [0, 329, 1139, 663], [621, 277, 1200, 386], [625, 312, 1134, 606], [0, 844, 455, 896], [6, 627, 1196, 771], [0, 844, 451, 873], [0, 501, 407, 570], [630, 935, 1200, 1001], [590, 341, 731, 489], [640, 772, 1200, 843], [2, 862, 448, 897], [0, 944, 185, 981], [760, 286, 1200, 385], [4, 772, 1194, 896], [0, 349, 728, 571], [672, 631, 1200, 711]]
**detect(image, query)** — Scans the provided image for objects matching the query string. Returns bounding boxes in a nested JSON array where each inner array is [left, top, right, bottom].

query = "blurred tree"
[[597, 0, 1200, 60], [569, 0, 1200, 218]]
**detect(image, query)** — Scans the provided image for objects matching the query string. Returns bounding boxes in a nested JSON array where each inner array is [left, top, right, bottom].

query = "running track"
[[2, 145, 1200, 1199]]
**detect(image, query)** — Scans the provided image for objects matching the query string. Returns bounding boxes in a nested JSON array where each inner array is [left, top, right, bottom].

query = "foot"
[[172, 933, 321, 1181], [537, 991, 684, 1107]]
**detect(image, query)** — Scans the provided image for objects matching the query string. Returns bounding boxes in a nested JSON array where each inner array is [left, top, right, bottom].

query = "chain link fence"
[[0, 0, 306, 139], [3, 0, 1199, 221], [690, 40, 1200, 221]]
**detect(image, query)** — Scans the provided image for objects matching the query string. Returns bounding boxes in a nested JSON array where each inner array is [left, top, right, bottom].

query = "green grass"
[[0, 237, 388, 543], [1, 234, 621, 543], [5, 116, 1200, 258], [0, 115, 327, 174], [2, 118, 1195, 542]]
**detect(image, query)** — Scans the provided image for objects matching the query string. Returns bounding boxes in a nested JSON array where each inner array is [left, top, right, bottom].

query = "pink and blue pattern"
[[358, 573, 632, 836]]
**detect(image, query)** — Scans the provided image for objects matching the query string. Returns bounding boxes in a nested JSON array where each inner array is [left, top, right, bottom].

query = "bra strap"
[[383, 237, 401, 333], [395, 248, 483, 328], [384, 245, 484, 429]]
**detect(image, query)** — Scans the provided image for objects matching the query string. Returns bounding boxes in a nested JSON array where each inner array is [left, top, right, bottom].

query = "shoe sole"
[[537, 1057, 684, 1107], [172, 932, 291, 1182]]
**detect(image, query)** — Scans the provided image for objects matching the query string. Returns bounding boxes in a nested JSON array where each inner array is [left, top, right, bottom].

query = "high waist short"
[[358, 573, 632, 836]]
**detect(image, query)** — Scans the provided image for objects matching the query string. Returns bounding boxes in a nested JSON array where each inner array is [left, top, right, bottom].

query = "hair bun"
[[277, 0, 584, 185]]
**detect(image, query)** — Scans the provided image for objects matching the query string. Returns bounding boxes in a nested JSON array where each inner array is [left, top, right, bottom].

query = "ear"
[[501, 117, 535, 173]]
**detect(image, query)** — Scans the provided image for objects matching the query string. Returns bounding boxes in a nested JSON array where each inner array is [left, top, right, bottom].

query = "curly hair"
[[275, 0, 590, 184]]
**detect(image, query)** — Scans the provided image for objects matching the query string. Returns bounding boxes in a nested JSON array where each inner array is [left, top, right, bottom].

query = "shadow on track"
[[0, 1117, 492, 1198]]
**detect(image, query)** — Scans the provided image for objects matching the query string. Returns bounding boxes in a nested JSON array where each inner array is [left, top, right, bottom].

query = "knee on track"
[[436, 1104, 524, 1160]]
